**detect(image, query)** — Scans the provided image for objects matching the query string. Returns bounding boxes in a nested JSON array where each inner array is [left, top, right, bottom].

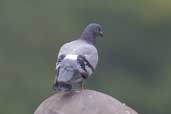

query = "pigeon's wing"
[[84, 44, 98, 69], [78, 45, 98, 76]]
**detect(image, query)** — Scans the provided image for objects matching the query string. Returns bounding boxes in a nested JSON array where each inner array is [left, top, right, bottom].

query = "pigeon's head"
[[84, 23, 103, 37], [80, 23, 103, 44]]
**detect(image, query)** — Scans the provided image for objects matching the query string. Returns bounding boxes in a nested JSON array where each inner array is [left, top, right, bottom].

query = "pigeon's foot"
[[81, 82, 85, 90]]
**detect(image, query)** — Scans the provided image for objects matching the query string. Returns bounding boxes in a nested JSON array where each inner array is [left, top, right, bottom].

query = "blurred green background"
[[0, 0, 171, 114]]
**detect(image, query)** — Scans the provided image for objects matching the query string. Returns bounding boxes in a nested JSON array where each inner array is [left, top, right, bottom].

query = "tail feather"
[[57, 68, 74, 82], [53, 58, 79, 91], [52, 82, 72, 91]]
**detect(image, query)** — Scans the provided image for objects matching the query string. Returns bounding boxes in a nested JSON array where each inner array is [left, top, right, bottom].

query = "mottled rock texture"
[[34, 90, 138, 114]]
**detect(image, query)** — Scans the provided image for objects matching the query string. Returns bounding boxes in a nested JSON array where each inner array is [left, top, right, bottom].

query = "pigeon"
[[53, 23, 103, 91]]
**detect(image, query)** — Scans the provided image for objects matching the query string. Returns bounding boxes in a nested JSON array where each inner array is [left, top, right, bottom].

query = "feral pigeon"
[[53, 23, 103, 91]]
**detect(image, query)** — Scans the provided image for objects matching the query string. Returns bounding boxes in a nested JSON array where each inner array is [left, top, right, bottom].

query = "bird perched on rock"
[[53, 23, 103, 91]]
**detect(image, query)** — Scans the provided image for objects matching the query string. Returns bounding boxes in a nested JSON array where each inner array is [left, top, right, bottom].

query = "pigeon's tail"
[[57, 67, 74, 82], [53, 68, 74, 91], [53, 59, 77, 91], [52, 81, 72, 91]]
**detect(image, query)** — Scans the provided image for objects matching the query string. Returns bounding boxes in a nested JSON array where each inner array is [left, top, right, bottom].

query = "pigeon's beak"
[[99, 31, 103, 37]]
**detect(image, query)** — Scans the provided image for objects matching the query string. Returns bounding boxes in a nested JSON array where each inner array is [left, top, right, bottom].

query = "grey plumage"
[[53, 23, 103, 91]]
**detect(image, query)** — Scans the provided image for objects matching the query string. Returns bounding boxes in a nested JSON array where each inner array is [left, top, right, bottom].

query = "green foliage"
[[0, 0, 171, 114]]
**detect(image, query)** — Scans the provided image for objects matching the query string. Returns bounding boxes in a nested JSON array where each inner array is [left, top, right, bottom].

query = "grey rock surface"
[[34, 90, 138, 114]]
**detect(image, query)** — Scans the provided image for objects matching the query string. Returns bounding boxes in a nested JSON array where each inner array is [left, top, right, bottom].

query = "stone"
[[34, 90, 138, 114]]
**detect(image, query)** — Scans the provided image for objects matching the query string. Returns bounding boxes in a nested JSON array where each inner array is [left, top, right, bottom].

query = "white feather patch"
[[65, 54, 78, 60]]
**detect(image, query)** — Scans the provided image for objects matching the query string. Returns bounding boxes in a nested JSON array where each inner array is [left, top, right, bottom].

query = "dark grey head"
[[80, 23, 103, 44]]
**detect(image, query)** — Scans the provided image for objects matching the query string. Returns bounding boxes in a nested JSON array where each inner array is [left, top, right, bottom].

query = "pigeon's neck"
[[80, 32, 96, 45]]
